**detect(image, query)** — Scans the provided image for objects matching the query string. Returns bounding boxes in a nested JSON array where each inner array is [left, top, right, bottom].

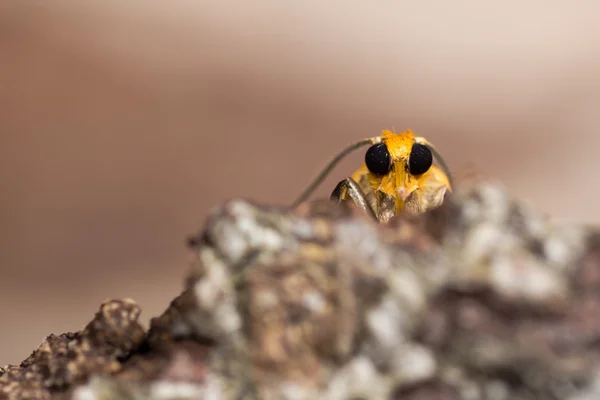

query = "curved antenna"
[[425, 144, 453, 188], [289, 137, 379, 209]]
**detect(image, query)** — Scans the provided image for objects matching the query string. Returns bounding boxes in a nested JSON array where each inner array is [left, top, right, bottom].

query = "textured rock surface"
[[0, 299, 145, 400], [2, 182, 600, 399]]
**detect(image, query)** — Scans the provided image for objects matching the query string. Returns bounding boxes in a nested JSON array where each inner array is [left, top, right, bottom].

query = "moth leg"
[[403, 189, 425, 215], [331, 178, 379, 222], [404, 185, 448, 214]]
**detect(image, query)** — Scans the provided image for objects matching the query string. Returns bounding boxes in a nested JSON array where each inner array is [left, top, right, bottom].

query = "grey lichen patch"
[[432, 183, 582, 309], [3, 183, 600, 400]]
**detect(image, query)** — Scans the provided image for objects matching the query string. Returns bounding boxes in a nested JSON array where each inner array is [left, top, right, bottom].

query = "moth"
[[291, 129, 452, 223]]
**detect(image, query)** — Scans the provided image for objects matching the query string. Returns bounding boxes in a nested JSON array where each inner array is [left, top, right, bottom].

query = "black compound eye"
[[365, 143, 391, 175], [409, 143, 433, 175]]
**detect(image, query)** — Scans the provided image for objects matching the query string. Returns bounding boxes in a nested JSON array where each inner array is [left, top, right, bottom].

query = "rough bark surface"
[[2, 183, 598, 400]]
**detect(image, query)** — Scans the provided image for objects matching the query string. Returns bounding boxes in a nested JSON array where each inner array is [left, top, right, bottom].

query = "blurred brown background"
[[1, 1, 599, 364]]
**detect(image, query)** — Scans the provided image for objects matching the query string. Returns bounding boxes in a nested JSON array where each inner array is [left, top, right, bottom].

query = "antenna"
[[289, 137, 379, 209], [426, 144, 454, 188]]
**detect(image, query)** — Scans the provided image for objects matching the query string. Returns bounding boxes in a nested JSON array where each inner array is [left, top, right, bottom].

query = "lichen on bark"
[[2, 182, 599, 400]]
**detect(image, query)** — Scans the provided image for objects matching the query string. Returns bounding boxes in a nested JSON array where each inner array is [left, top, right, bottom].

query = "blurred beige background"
[[1, 1, 599, 364]]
